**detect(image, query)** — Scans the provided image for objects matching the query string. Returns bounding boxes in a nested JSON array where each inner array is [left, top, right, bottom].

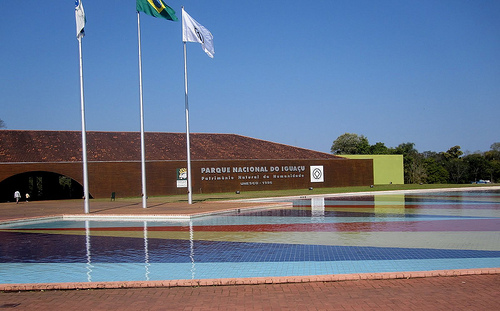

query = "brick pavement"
[[0, 198, 283, 223], [1, 274, 499, 310]]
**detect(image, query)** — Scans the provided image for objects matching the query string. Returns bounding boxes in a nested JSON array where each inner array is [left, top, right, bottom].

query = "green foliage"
[[490, 160, 500, 182], [485, 143, 500, 161], [369, 142, 390, 154], [490, 142, 500, 152], [464, 154, 490, 182], [330, 134, 500, 184], [445, 158, 468, 183], [391, 142, 426, 184], [331, 133, 370, 154], [442, 145, 463, 160], [424, 158, 448, 184]]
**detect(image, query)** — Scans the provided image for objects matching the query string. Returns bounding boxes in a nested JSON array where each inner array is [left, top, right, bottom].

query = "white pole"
[[183, 42, 193, 204], [78, 36, 90, 214], [137, 11, 147, 208]]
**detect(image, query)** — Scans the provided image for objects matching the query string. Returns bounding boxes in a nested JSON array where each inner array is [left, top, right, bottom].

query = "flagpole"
[[78, 36, 90, 214], [137, 11, 147, 209], [183, 41, 193, 205]]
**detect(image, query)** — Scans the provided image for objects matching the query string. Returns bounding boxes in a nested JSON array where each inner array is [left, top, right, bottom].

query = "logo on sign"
[[177, 168, 187, 188], [310, 165, 324, 183]]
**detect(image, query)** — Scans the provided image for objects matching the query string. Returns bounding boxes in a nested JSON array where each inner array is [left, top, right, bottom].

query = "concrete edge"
[[0, 216, 63, 226], [0, 203, 291, 225], [1, 268, 499, 292], [234, 186, 500, 203]]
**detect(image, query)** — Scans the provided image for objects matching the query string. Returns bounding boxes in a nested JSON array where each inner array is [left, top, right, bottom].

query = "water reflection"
[[189, 221, 195, 279], [374, 195, 405, 215], [311, 197, 325, 222], [83, 220, 197, 281], [85, 220, 92, 282], [144, 221, 150, 281], [0, 189, 499, 284]]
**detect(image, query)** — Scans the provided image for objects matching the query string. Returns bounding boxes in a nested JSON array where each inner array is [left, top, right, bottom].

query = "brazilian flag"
[[137, 0, 178, 21]]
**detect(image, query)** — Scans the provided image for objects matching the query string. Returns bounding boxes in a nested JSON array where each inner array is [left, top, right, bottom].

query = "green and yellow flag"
[[136, 0, 178, 21]]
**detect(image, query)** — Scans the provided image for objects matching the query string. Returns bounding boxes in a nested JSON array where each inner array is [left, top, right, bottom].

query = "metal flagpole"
[[137, 11, 147, 208], [183, 42, 193, 204], [78, 36, 90, 214]]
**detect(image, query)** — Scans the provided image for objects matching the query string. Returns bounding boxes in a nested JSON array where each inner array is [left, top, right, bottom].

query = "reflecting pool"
[[1, 190, 499, 284]]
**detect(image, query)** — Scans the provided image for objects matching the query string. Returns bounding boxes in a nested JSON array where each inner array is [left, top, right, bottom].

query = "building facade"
[[0, 131, 373, 201], [342, 155, 404, 185]]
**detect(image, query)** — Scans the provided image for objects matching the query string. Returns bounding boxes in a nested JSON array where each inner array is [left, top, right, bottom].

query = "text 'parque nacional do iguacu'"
[[200, 166, 306, 174], [199, 165, 307, 185]]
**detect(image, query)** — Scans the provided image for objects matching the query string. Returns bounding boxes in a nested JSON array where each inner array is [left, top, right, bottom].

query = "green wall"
[[343, 155, 404, 185]]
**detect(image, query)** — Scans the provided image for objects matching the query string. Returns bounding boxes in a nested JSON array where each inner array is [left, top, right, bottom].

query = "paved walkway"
[[1, 197, 499, 310], [1, 274, 499, 310], [0, 198, 278, 222]]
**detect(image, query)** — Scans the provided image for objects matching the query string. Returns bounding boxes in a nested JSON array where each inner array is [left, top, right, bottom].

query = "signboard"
[[199, 165, 307, 187], [176, 168, 187, 188], [310, 165, 324, 183]]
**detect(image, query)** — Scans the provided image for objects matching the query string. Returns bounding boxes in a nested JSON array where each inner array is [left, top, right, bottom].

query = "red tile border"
[[1, 268, 499, 292]]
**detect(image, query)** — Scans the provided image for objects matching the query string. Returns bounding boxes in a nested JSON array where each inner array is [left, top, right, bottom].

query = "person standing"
[[14, 191, 21, 204]]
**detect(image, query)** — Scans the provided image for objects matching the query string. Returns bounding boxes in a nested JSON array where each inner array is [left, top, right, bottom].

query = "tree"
[[464, 153, 490, 182], [446, 158, 468, 183], [408, 153, 427, 184], [0, 119, 5, 129], [369, 142, 390, 154], [485, 143, 500, 162], [424, 158, 448, 183], [422, 150, 438, 159], [438, 145, 466, 183], [489, 160, 500, 183], [330, 133, 370, 155], [393, 142, 426, 184], [442, 145, 463, 160], [491, 142, 500, 152]]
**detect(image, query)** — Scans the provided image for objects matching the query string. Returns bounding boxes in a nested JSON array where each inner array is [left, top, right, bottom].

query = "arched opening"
[[0, 171, 91, 203]]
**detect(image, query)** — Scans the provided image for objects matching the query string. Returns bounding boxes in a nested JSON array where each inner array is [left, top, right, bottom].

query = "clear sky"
[[1, 0, 499, 154]]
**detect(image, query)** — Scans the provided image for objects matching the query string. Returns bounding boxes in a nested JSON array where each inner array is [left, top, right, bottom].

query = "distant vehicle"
[[472, 180, 491, 184]]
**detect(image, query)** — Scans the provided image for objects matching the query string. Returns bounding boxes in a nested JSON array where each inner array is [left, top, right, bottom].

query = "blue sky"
[[1, 0, 499, 154]]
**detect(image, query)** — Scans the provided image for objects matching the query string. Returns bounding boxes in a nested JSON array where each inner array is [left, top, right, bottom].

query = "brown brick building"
[[0, 130, 373, 202]]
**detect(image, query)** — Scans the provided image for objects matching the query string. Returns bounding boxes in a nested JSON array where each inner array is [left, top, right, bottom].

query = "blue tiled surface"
[[2, 258, 500, 283], [2, 232, 499, 264], [0, 189, 499, 284]]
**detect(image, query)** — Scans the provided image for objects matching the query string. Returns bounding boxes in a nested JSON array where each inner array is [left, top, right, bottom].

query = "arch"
[[0, 171, 92, 202]]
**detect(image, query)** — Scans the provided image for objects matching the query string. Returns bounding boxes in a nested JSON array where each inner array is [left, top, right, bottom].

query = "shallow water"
[[1, 190, 499, 284]]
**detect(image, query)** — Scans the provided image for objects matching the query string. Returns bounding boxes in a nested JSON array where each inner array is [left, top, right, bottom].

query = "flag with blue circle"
[[75, 0, 86, 38], [137, 0, 178, 21]]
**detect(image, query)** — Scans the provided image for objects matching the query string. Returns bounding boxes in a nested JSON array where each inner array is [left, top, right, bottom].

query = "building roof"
[[0, 130, 341, 163]]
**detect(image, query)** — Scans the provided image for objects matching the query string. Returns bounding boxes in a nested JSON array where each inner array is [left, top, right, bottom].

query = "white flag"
[[182, 8, 214, 58], [75, 0, 86, 39]]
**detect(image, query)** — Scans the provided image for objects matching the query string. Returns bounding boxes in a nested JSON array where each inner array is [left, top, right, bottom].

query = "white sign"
[[177, 168, 187, 188], [310, 165, 324, 183]]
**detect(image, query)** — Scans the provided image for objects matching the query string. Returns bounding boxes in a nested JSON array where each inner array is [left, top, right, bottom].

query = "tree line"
[[331, 133, 500, 184]]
